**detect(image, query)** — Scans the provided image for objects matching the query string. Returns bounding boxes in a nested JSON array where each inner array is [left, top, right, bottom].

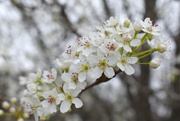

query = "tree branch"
[[78, 69, 122, 97]]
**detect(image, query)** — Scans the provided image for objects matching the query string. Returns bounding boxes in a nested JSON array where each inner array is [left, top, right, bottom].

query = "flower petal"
[[72, 98, 83, 108], [130, 39, 141, 47], [68, 82, 76, 89], [124, 65, 135, 75], [78, 72, 86, 82], [104, 67, 115, 78], [117, 62, 124, 71], [124, 45, 132, 52], [60, 101, 71, 113], [127, 57, 138, 64], [88, 67, 103, 79]]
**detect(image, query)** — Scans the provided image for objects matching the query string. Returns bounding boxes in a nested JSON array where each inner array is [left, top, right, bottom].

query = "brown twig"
[[78, 69, 122, 97]]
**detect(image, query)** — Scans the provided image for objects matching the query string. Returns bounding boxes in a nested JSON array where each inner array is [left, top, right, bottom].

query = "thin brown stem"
[[78, 69, 122, 97]]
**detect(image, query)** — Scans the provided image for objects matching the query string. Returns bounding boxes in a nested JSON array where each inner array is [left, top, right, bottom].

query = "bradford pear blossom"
[[139, 18, 161, 36], [117, 53, 138, 75], [27, 83, 38, 95], [134, 21, 143, 32], [56, 59, 73, 73], [88, 32, 105, 46], [147, 36, 171, 59], [115, 18, 133, 34], [62, 44, 78, 59], [105, 16, 119, 27], [76, 36, 98, 57], [61, 71, 87, 90], [112, 33, 141, 52], [60, 84, 83, 113], [26, 68, 42, 84], [69, 56, 92, 80], [99, 38, 121, 55], [87, 49, 117, 79], [42, 68, 57, 84], [41, 88, 65, 115], [22, 97, 41, 121], [150, 58, 161, 69]]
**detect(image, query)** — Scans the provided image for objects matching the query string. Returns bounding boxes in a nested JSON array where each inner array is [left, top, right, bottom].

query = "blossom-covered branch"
[[0, 16, 171, 121]]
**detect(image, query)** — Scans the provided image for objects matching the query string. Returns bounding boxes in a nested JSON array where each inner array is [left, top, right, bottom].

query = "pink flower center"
[[46, 74, 54, 80], [71, 73, 78, 84], [47, 95, 56, 104], [66, 46, 72, 54], [106, 42, 116, 51]]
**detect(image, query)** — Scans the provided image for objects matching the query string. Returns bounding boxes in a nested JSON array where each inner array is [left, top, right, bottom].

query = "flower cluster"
[[19, 17, 170, 121], [0, 97, 30, 121]]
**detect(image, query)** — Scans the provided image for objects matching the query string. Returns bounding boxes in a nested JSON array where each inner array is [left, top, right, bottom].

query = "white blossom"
[[42, 68, 57, 84]]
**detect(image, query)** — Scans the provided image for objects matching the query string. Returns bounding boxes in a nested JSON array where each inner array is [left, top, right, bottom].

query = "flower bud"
[[124, 18, 131, 27], [134, 22, 143, 32], [17, 118, 24, 121], [150, 58, 161, 69], [9, 107, 16, 113], [0, 109, 4, 116], [2, 101, 10, 109], [158, 43, 167, 53], [10, 97, 17, 104], [123, 33, 132, 42], [23, 113, 29, 119], [27, 83, 37, 94]]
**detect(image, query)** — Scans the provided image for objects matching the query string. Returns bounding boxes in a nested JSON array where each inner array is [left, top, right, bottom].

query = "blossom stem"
[[40, 81, 52, 90], [133, 49, 156, 57], [132, 33, 148, 52], [138, 51, 154, 60], [133, 31, 138, 39], [53, 82, 60, 91], [136, 62, 149, 65]]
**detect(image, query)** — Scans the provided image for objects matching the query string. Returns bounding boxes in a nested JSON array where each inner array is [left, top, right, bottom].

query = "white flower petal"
[[104, 67, 115, 78], [42, 100, 50, 108], [78, 72, 86, 82], [87, 54, 98, 66], [77, 82, 87, 89], [72, 98, 83, 108], [107, 54, 118, 66], [51, 88, 58, 96], [82, 49, 91, 56], [34, 112, 39, 121], [60, 101, 71, 113], [117, 62, 124, 71], [49, 104, 57, 113], [68, 82, 77, 89], [124, 45, 132, 52], [151, 32, 161, 36], [130, 39, 141, 47], [88, 67, 103, 79], [127, 57, 138, 64], [61, 73, 71, 82], [124, 65, 135, 75]]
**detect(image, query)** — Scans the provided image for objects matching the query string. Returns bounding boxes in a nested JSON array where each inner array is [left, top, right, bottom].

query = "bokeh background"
[[0, 0, 180, 121]]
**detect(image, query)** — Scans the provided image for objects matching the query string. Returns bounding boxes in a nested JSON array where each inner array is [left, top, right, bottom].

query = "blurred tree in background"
[[0, 0, 179, 121]]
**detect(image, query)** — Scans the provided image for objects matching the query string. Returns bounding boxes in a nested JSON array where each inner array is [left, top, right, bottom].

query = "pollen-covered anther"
[[46, 74, 54, 80], [71, 73, 78, 83], [47, 95, 56, 104], [106, 42, 116, 51]]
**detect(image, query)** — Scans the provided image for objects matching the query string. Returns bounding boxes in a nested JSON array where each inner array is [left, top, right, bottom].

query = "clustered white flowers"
[[0, 17, 171, 121]]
